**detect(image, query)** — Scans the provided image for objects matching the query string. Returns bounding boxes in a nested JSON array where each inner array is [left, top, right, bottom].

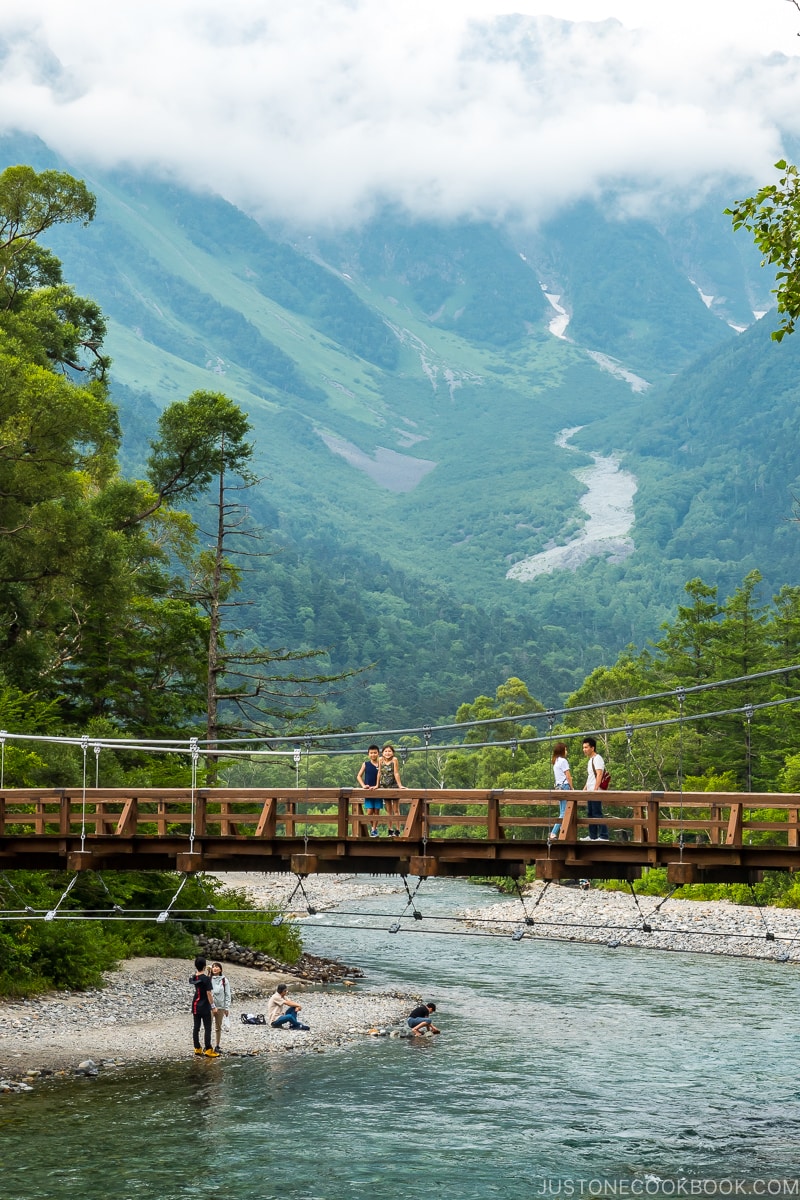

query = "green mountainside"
[[1, 131, 796, 725]]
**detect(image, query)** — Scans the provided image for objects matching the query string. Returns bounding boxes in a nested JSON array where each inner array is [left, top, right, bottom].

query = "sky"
[[0, 0, 799, 227]]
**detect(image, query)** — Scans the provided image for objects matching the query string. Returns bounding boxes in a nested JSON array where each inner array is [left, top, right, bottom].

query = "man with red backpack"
[[582, 737, 609, 842]]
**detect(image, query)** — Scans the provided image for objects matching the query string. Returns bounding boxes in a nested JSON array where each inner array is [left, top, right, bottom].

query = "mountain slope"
[[1, 131, 796, 721]]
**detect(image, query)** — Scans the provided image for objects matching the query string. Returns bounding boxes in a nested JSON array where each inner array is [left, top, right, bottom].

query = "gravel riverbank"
[[462, 881, 800, 960], [0, 955, 414, 1093]]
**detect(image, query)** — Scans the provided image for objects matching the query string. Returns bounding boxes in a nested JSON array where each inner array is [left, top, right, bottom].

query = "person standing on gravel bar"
[[379, 743, 405, 838], [190, 956, 219, 1057], [268, 983, 310, 1031], [582, 737, 609, 842], [209, 961, 232, 1054], [407, 1001, 440, 1036]]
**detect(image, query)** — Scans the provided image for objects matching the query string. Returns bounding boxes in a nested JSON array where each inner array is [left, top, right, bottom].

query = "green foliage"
[[0, 870, 300, 997], [147, 390, 254, 510], [728, 160, 800, 341], [599, 868, 800, 909]]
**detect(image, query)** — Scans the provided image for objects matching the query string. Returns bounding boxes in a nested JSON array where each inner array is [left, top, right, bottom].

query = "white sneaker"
[[595, 836, 610, 842], [579, 836, 595, 842]]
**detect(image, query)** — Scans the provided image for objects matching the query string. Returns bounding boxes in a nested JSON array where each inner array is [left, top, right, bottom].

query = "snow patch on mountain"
[[388, 321, 482, 399], [539, 282, 570, 339], [689, 279, 715, 309], [506, 426, 637, 582], [317, 430, 437, 493], [586, 350, 650, 393]]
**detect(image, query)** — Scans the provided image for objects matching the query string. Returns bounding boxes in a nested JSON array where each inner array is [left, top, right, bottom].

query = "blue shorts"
[[408, 1016, 430, 1028], [364, 799, 384, 811]]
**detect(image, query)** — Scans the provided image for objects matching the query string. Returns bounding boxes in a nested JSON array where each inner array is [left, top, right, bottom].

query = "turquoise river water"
[[2, 878, 800, 1199]]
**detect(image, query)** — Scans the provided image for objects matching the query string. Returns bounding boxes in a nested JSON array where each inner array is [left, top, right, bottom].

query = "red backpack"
[[594, 757, 611, 790]]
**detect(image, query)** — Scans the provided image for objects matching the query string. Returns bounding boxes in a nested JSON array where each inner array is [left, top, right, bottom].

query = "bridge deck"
[[1, 787, 799, 883]]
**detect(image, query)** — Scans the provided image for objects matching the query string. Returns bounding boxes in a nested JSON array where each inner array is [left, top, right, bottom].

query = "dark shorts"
[[364, 799, 384, 811]]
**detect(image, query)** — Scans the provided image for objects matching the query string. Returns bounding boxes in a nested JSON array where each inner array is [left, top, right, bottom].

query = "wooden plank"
[[559, 797, 578, 842], [646, 796, 660, 843], [115, 796, 138, 837], [403, 797, 425, 840], [176, 852, 204, 873], [255, 797, 277, 838], [59, 792, 71, 836], [536, 858, 565, 881], [337, 792, 351, 838], [487, 792, 501, 841], [726, 802, 743, 848]]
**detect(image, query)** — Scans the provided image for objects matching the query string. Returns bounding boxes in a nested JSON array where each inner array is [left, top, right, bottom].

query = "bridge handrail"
[[1, 787, 798, 849]]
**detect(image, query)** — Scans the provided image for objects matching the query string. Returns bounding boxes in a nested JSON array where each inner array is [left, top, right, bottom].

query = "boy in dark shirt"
[[407, 1001, 440, 1035], [190, 955, 219, 1057]]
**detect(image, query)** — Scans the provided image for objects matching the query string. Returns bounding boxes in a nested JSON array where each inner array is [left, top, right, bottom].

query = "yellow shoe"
[[204, 1048, 221, 1058]]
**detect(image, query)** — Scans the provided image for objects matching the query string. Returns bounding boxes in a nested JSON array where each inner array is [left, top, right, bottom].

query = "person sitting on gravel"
[[407, 1001, 440, 1036], [190, 956, 219, 1057], [268, 983, 310, 1031], [209, 961, 232, 1054]]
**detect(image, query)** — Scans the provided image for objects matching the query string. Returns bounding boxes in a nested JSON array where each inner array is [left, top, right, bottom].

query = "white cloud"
[[0, 0, 798, 226]]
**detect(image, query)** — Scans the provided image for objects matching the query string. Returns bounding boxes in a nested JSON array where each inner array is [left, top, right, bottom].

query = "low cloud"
[[0, 1, 798, 227]]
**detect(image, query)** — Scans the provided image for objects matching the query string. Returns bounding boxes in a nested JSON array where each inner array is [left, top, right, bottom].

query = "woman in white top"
[[549, 741, 573, 839], [209, 961, 232, 1053]]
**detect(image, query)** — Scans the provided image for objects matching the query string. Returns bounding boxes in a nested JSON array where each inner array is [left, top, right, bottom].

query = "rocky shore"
[[0, 873, 413, 1095], [0, 955, 414, 1094], [462, 881, 800, 961]]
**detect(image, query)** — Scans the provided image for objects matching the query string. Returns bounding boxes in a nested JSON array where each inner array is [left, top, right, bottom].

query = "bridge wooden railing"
[[1, 786, 799, 848]]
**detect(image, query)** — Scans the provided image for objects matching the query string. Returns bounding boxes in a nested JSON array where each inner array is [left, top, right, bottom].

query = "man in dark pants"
[[582, 737, 609, 841], [190, 956, 220, 1057]]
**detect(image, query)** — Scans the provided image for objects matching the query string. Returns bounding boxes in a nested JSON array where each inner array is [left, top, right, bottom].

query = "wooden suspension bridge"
[[2, 786, 800, 884]]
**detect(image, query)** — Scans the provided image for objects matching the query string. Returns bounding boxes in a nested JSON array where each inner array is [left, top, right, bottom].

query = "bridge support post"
[[67, 851, 93, 871], [291, 853, 318, 875], [667, 861, 698, 886], [337, 791, 352, 838], [176, 852, 203, 873], [536, 859, 564, 882], [409, 855, 438, 877]]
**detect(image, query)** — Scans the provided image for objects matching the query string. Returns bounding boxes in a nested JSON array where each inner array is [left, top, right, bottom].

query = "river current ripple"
[[4, 879, 799, 1199]]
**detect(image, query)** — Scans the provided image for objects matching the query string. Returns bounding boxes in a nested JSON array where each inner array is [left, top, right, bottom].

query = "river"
[[3, 878, 799, 1198]]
